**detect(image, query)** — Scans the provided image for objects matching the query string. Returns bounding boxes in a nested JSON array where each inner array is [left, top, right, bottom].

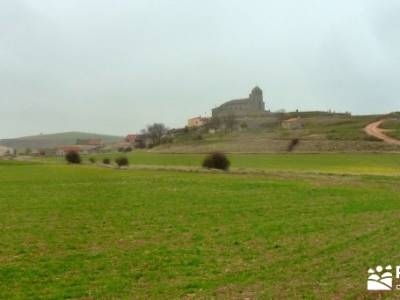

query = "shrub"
[[287, 138, 300, 152], [135, 138, 146, 149], [115, 156, 129, 167], [161, 136, 174, 144], [89, 157, 96, 164], [193, 134, 203, 140], [118, 147, 133, 152], [202, 152, 230, 170], [103, 158, 111, 165], [65, 151, 81, 164]]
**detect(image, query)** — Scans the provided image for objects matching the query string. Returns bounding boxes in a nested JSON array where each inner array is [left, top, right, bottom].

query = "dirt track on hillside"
[[364, 120, 400, 145]]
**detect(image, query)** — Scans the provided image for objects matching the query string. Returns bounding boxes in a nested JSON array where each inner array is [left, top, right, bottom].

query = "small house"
[[124, 134, 138, 144], [0, 145, 14, 156], [281, 117, 303, 130], [187, 116, 209, 128]]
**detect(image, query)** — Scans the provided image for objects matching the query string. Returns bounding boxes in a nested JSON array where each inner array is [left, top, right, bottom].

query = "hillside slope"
[[156, 114, 400, 153], [0, 132, 123, 150]]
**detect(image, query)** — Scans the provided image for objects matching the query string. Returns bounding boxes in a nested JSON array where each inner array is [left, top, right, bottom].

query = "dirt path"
[[364, 120, 400, 145]]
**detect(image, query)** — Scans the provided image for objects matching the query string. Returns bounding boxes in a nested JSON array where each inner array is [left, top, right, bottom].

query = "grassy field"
[[382, 119, 400, 139], [1, 155, 400, 299]]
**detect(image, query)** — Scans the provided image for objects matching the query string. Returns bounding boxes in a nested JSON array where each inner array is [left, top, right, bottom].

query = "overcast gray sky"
[[1, 0, 399, 138]]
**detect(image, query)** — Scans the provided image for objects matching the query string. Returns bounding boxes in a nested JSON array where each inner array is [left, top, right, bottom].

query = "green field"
[[1, 154, 400, 299], [41, 152, 400, 175], [82, 152, 400, 176]]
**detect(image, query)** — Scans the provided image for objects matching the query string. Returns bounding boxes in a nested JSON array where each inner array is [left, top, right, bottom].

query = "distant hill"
[[0, 132, 123, 150]]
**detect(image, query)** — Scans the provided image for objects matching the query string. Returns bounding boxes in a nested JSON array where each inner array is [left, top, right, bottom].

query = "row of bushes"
[[65, 152, 129, 167], [66, 151, 231, 170]]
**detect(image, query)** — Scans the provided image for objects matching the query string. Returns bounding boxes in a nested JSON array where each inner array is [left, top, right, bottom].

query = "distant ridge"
[[0, 131, 123, 150]]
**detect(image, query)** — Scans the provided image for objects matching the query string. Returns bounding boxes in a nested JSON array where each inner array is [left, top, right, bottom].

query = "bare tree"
[[207, 116, 221, 130], [223, 114, 237, 132], [142, 123, 168, 146]]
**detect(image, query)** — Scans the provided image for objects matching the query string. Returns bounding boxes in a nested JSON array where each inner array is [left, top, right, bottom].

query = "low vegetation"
[[118, 147, 132, 152], [287, 138, 299, 152], [89, 157, 96, 164], [65, 151, 81, 164], [202, 152, 230, 170], [115, 156, 129, 167], [102, 158, 111, 165]]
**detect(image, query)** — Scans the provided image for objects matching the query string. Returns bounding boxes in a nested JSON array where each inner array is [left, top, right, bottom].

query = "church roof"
[[219, 98, 249, 107], [213, 86, 264, 112]]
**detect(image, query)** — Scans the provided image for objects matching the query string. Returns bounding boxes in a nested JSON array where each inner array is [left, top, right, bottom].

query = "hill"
[[0, 131, 123, 150], [156, 112, 400, 153]]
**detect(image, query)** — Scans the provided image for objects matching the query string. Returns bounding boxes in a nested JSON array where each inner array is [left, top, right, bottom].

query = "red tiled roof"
[[283, 117, 301, 123]]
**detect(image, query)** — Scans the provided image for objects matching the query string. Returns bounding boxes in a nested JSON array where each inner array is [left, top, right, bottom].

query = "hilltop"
[[0, 132, 123, 150]]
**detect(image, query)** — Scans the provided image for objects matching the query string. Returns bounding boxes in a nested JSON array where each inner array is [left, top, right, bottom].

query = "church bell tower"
[[249, 86, 265, 111]]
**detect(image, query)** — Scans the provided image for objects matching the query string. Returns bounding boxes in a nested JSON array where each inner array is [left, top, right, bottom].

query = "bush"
[[65, 151, 81, 164], [118, 147, 133, 152], [202, 152, 230, 170], [103, 158, 111, 165], [135, 139, 146, 149], [115, 156, 129, 167], [89, 157, 96, 164], [287, 138, 300, 152], [193, 134, 203, 140], [161, 135, 174, 144]]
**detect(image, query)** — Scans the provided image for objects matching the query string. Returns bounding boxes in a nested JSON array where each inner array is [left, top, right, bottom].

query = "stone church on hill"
[[212, 86, 266, 117]]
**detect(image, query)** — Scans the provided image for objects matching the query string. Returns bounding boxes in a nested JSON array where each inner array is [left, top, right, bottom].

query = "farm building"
[[187, 116, 209, 128], [125, 134, 138, 144], [32, 148, 57, 156], [56, 145, 98, 156]]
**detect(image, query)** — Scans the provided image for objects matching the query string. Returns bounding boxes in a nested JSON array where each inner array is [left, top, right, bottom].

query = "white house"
[[0, 146, 14, 156]]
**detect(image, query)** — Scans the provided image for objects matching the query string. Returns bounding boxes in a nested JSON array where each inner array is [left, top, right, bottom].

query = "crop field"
[[1, 154, 400, 299]]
